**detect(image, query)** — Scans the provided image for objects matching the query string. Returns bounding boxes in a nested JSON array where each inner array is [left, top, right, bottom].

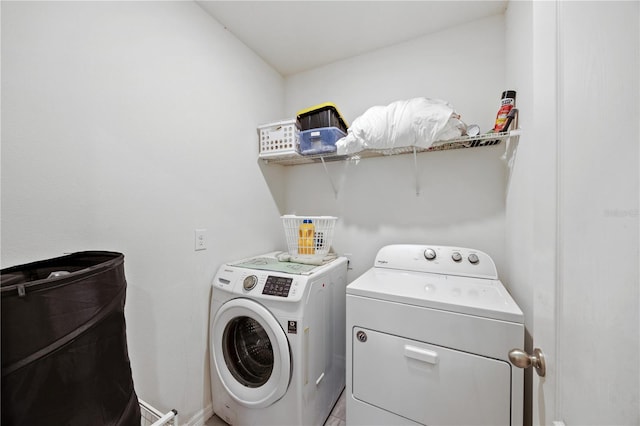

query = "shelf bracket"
[[413, 147, 420, 196], [320, 156, 339, 199]]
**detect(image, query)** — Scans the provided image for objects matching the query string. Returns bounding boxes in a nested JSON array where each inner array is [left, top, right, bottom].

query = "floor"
[[204, 389, 346, 426], [323, 390, 346, 426]]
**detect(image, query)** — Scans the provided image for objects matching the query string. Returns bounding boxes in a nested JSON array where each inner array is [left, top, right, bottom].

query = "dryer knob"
[[452, 252, 462, 262], [468, 253, 480, 264], [424, 248, 437, 261], [243, 275, 258, 291]]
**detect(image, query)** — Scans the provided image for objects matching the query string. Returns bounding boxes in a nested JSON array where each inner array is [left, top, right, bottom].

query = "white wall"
[[1, 1, 286, 422], [503, 2, 536, 423], [504, 0, 534, 335], [281, 14, 510, 281]]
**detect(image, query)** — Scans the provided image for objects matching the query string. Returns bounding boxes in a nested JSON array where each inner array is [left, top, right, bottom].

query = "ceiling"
[[196, 1, 508, 76]]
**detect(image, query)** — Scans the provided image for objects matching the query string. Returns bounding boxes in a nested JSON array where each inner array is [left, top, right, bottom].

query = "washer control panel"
[[262, 276, 293, 297], [213, 268, 304, 301]]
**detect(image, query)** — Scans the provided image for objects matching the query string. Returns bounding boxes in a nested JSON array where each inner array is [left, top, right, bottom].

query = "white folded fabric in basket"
[[336, 97, 467, 155]]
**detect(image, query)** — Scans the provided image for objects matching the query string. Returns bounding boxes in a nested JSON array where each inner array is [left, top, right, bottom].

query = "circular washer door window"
[[212, 298, 291, 408]]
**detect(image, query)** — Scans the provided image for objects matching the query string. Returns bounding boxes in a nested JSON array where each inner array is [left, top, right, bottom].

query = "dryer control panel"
[[374, 244, 498, 279]]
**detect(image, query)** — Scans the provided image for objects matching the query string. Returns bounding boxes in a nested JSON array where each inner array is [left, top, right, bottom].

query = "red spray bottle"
[[493, 90, 516, 132]]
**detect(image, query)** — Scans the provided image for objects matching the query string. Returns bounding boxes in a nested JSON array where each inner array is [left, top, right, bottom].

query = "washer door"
[[212, 298, 291, 408]]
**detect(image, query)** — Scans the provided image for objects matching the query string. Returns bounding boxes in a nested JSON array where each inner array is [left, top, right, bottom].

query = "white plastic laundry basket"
[[281, 215, 337, 257], [258, 119, 299, 158]]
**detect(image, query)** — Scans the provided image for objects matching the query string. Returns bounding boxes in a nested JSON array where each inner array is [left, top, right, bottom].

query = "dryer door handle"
[[404, 345, 439, 365]]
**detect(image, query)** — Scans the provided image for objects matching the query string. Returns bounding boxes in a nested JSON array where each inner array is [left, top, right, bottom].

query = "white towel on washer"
[[275, 251, 337, 266]]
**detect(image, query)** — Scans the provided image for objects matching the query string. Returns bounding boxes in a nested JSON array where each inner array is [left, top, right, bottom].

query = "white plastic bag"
[[336, 98, 466, 155]]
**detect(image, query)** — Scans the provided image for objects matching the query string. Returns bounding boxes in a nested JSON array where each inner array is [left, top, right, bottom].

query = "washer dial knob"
[[424, 248, 437, 260], [452, 252, 462, 262], [243, 275, 258, 291], [468, 253, 480, 264]]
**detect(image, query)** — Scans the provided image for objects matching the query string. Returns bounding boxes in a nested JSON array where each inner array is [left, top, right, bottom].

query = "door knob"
[[509, 348, 546, 377]]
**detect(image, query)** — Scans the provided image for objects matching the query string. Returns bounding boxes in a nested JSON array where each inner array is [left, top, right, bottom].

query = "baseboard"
[[185, 403, 214, 426]]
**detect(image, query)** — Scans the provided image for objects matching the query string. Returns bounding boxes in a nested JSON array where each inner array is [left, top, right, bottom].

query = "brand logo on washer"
[[288, 321, 297, 334]]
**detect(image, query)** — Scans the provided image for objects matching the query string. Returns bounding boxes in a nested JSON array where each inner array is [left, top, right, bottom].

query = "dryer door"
[[212, 298, 291, 408], [352, 327, 512, 425]]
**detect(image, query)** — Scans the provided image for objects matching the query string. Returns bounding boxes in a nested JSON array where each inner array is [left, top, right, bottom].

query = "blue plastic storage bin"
[[299, 127, 346, 155]]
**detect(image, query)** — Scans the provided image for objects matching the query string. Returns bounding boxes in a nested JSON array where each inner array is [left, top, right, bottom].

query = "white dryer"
[[346, 245, 524, 426], [209, 253, 348, 426]]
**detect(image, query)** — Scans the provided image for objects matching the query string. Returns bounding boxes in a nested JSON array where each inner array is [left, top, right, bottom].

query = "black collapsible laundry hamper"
[[1, 251, 141, 426]]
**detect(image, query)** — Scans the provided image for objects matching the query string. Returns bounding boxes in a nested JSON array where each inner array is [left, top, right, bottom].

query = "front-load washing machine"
[[209, 253, 348, 426], [346, 244, 524, 426]]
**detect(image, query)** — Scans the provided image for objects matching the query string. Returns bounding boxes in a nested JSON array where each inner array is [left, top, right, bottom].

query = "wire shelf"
[[261, 131, 517, 166]]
